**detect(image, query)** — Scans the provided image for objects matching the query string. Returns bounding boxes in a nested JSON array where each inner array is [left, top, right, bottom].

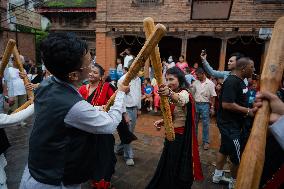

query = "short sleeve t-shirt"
[[123, 55, 133, 68], [219, 75, 248, 125]]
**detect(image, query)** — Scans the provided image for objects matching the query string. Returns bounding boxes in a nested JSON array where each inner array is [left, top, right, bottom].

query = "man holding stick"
[[217, 57, 256, 189], [19, 33, 129, 189]]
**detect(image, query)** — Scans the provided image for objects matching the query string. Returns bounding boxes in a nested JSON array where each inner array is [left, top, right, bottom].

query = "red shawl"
[[78, 82, 115, 106]]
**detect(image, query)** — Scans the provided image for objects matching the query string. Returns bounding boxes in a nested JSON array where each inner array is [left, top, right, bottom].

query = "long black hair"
[[166, 67, 189, 89]]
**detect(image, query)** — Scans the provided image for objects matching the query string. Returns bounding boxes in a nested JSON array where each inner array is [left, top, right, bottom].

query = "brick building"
[[36, 0, 284, 73], [36, 0, 97, 54], [0, 0, 36, 62]]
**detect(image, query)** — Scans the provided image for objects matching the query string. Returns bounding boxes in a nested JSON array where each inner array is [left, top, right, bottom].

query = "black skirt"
[[146, 133, 193, 189], [0, 128, 10, 154], [92, 134, 117, 182]]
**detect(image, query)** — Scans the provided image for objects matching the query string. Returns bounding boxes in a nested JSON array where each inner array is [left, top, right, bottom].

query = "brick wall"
[[0, 0, 8, 29], [105, 0, 284, 22], [0, 31, 36, 62], [230, 0, 284, 21], [106, 0, 191, 22], [95, 0, 284, 72], [95, 32, 116, 73]]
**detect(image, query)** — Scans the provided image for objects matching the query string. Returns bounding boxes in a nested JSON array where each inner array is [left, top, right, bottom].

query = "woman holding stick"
[[146, 67, 203, 189], [78, 63, 116, 189]]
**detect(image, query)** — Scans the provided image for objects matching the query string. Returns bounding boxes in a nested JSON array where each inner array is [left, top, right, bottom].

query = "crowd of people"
[[0, 33, 283, 189]]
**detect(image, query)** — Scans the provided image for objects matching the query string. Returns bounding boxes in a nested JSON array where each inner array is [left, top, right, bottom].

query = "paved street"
[[5, 113, 230, 189]]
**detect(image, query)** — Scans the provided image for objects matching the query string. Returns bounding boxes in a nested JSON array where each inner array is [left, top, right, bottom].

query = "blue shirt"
[[247, 89, 257, 107], [185, 74, 196, 84], [202, 59, 248, 86]]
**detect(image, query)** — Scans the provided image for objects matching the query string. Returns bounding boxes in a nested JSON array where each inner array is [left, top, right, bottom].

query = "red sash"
[[91, 82, 113, 106], [79, 82, 114, 106]]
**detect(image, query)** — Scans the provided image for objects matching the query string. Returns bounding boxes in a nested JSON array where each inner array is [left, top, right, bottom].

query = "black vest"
[[28, 77, 95, 185], [0, 81, 3, 94]]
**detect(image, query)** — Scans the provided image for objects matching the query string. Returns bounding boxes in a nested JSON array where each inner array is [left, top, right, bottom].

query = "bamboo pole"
[[0, 39, 16, 77], [105, 23, 167, 111], [143, 17, 175, 141], [144, 59, 150, 78], [236, 16, 284, 189], [13, 100, 33, 113]]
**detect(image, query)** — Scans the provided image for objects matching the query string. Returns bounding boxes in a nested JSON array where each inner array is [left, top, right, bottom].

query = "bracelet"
[[168, 88, 174, 98], [245, 108, 250, 117]]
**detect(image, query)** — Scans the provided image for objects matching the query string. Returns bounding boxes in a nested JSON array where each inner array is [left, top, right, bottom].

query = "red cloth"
[[153, 85, 160, 108], [170, 92, 204, 181], [188, 93, 204, 181], [174, 127, 185, 135], [78, 82, 115, 106], [263, 164, 284, 189], [91, 179, 111, 189], [190, 68, 197, 79]]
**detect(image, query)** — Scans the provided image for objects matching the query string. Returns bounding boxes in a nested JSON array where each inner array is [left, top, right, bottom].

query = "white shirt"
[[191, 78, 217, 103], [118, 74, 141, 109], [167, 62, 175, 69], [0, 104, 34, 128], [123, 55, 133, 68], [269, 115, 284, 150], [116, 64, 123, 73], [4, 67, 26, 97]]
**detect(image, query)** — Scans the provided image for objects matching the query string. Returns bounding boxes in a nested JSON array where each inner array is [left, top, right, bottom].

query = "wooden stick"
[[12, 47, 34, 101], [236, 16, 284, 189], [0, 39, 16, 78], [144, 59, 150, 78], [143, 17, 175, 141], [12, 100, 33, 114], [105, 23, 167, 111]]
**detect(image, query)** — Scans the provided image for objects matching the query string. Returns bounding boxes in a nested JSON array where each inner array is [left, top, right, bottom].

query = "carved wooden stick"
[[143, 17, 175, 141], [105, 23, 167, 111], [12, 47, 34, 101], [0, 39, 16, 78], [236, 16, 284, 189]]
